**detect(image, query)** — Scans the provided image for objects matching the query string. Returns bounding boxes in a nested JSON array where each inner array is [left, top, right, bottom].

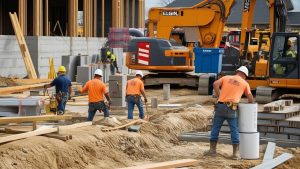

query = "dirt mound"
[[0, 106, 212, 169], [0, 76, 17, 87]]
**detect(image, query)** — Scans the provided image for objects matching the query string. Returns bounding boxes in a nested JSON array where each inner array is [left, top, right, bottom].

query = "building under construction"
[[0, 0, 145, 78], [0, 0, 145, 37]]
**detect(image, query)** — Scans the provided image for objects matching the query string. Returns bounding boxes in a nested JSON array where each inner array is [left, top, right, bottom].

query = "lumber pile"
[[0, 121, 93, 144]]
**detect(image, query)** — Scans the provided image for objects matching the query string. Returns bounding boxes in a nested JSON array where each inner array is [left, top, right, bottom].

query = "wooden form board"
[[0, 83, 46, 95], [9, 12, 38, 79], [118, 159, 198, 169], [0, 127, 58, 144], [0, 115, 72, 124]]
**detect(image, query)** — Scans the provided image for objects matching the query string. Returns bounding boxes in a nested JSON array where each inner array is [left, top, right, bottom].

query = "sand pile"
[[0, 76, 16, 87], [0, 105, 213, 169]]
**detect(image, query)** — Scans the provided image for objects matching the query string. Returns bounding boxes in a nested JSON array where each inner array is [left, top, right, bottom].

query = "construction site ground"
[[0, 87, 300, 169]]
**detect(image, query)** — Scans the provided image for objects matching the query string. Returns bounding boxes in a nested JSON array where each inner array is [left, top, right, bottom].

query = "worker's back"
[[82, 78, 107, 102], [218, 75, 251, 103], [126, 78, 144, 95]]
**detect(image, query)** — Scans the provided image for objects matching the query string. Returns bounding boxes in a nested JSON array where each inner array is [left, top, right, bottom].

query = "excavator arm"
[[239, 0, 288, 59], [148, 0, 235, 48]]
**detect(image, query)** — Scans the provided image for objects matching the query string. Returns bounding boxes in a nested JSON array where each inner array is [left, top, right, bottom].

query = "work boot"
[[203, 141, 217, 156], [58, 111, 64, 115], [232, 144, 240, 160]]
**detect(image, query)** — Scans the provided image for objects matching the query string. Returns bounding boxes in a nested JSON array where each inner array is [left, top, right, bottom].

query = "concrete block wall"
[[0, 35, 107, 78], [0, 35, 27, 77]]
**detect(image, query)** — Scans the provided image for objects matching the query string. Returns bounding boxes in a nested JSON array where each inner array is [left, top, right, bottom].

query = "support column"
[[18, 0, 27, 35], [125, 0, 129, 27], [44, 0, 49, 36], [131, 0, 135, 28], [68, 0, 78, 37], [138, 0, 145, 28], [93, 0, 97, 37], [102, 0, 105, 37], [113, 0, 124, 28], [0, 1, 2, 34], [33, 0, 42, 36], [163, 84, 170, 101]]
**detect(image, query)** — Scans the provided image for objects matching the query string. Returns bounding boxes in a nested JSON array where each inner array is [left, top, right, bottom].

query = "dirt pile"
[[0, 76, 16, 87], [0, 105, 212, 169]]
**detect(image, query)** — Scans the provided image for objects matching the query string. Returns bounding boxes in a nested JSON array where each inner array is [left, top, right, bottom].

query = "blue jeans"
[[127, 95, 144, 119], [57, 93, 69, 112], [210, 116, 240, 144], [87, 101, 110, 121]]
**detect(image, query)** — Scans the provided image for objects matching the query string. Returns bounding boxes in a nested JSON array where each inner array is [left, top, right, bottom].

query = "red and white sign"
[[137, 42, 150, 65]]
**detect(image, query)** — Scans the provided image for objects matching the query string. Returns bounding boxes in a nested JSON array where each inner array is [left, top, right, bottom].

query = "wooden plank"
[[118, 159, 198, 169], [0, 83, 47, 95], [0, 127, 57, 144], [0, 115, 72, 124], [263, 142, 276, 163], [250, 153, 293, 169], [101, 119, 146, 132], [43, 133, 72, 141], [13, 79, 51, 85], [58, 122, 93, 133], [9, 12, 38, 79]]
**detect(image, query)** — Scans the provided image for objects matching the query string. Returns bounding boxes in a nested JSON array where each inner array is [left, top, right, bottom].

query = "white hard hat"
[[135, 70, 143, 77], [94, 69, 103, 77], [237, 66, 249, 77]]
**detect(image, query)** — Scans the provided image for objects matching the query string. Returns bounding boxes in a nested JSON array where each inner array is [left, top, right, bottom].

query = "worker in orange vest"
[[79, 69, 111, 121], [126, 70, 147, 120]]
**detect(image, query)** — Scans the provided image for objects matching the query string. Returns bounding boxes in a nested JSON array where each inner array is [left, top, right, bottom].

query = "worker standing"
[[79, 69, 111, 121], [106, 50, 121, 74], [126, 71, 147, 120], [205, 66, 254, 160], [44, 66, 72, 115]]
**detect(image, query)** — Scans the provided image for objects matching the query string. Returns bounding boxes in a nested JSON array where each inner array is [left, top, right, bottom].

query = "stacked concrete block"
[[109, 75, 126, 107]]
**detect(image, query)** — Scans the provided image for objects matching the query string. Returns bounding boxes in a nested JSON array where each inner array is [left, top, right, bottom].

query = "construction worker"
[[106, 50, 121, 74], [286, 39, 296, 58], [44, 66, 72, 115], [79, 69, 111, 121], [205, 66, 254, 160], [126, 70, 147, 120]]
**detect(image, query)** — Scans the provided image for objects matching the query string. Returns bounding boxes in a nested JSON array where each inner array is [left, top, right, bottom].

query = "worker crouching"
[[126, 70, 148, 120], [79, 69, 111, 121], [44, 66, 72, 115], [205, 66, 254, 160]]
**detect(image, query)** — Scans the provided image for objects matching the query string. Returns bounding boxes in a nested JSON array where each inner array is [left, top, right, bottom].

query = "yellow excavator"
[[127, 0, 299, 102], [127, 0, 235, 72], [238, 0, 299, 103]]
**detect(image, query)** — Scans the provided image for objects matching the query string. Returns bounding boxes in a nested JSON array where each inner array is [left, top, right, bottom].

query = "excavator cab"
[[269, 32, 299, 88]]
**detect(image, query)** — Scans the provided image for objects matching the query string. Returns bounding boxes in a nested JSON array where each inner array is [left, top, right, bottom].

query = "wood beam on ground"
[[118, 159, 199, 169], [0, 127, 58, 144]]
